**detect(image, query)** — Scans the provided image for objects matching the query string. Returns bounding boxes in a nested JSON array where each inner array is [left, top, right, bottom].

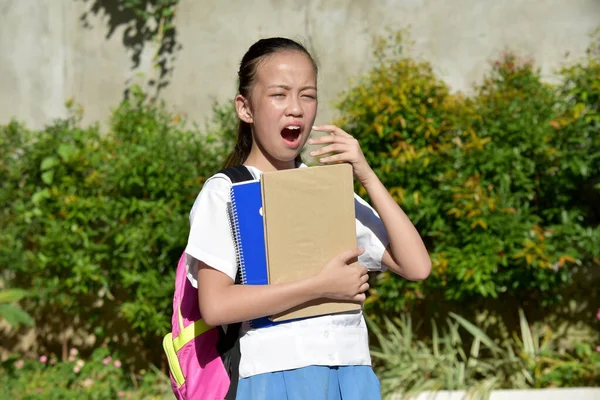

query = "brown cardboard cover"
[[260, 163, 361, 322]]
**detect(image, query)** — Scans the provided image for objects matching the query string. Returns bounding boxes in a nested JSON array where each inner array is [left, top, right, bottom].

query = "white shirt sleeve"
[[185, 175, 238, 288], [354, 194, 389, 272]]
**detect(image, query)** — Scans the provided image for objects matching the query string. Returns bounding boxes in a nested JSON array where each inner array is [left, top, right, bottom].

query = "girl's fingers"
[[312, 124, 353, 138], [353, 293, 366, 302], [319, 153, 347, 164], [309, 143, 348, 157], [307, 134, 351, 146]]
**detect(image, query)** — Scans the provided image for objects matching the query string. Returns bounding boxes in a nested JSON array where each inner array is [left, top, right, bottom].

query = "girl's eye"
[[303, 94, 317, 100], [271, 93, 285, 98]]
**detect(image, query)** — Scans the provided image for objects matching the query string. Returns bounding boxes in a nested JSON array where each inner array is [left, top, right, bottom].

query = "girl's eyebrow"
[[267, 84, 317, 91]]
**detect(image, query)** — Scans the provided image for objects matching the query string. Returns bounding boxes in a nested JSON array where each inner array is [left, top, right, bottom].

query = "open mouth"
[[281, 125, 302, 148]]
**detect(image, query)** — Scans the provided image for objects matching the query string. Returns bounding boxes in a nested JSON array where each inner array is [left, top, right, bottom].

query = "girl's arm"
[[309, 125, 432, 281], [197, 247, 369, 327], [359, 172, 431, 280]]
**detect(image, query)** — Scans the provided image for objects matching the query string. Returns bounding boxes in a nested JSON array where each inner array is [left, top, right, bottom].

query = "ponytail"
[[222, 121, 252, 168]]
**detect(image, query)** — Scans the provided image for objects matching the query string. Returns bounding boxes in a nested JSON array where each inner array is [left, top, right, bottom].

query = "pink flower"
[[103, 356, 112, 365], [36, 388, 42, 393], [596, 308, 600, 320], [118, 391, 125, 398], [14, 360, 24, 369], [69, 355, 76, 362], [73, 366, 81, 374], [82, 378, 94, 388], [596, 345, 600, 353], [39, 355, 47, 363], [69, 348, 78, 357], [50, 358, 57, 365], [113, 360, 122, 368]]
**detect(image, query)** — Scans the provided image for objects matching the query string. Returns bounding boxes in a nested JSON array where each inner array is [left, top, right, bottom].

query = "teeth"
[[286, 126, 300, 130]]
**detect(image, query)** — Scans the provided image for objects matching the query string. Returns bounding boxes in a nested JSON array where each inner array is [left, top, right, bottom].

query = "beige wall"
[[1, 0, 599, 130]]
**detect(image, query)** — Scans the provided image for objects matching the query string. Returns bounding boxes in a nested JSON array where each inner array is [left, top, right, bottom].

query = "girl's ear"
[[235, 95, 253, 124]]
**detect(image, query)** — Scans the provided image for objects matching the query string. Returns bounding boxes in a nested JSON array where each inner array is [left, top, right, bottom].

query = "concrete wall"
[[1, 0, 599, 130]]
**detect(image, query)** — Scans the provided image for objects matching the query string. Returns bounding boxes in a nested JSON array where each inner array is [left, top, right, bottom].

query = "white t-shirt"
[[185, 164, 389, 378]]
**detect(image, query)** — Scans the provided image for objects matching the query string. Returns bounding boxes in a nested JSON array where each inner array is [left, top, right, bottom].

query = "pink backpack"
[[162, 166, 254, 400]]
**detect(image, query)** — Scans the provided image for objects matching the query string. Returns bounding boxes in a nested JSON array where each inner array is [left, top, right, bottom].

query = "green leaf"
[[0, 304, 35, 328], [449, 312, 501, 352], [94, 325, 105, 337], [57, 143, 76, 161], [0, 289, 29, 303], [31, 189, 51, 204], [40, 156, 59, 171], [518, 308, 535, 356], [41, 170, 54, 184]]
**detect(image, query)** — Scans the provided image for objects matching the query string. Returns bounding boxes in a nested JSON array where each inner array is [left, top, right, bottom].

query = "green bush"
[[336, 30, 600, 316], [554, 31, 600, 221], [0, 86, 235, 349], [0, 289, 34, 329], [368, 310, 600, 399], [0, 345, 171, 399]]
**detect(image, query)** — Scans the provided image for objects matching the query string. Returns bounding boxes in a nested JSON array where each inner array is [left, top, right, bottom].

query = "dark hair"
[[222, 37, 318, 168]]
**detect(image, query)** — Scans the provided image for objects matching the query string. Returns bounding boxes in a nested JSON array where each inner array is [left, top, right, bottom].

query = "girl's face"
[[237, 50, 318, 170]]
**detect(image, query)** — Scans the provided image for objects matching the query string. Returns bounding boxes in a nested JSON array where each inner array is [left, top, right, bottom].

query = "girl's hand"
[[312, 247, 370, 302], [308, 125, 376, 186]]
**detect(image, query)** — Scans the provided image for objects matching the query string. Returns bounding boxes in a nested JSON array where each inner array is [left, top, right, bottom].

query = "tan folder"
[[260, 163, 362, 322]]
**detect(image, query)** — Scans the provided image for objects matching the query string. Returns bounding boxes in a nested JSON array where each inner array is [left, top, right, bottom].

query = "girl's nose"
[[286, 96, 303, 117]]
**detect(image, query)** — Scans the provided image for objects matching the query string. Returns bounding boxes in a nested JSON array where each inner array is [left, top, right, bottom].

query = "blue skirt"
[[236, 365, 382, 400]]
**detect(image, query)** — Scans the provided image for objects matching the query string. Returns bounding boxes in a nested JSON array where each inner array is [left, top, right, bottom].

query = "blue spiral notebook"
[[228, 179, 275, 329]]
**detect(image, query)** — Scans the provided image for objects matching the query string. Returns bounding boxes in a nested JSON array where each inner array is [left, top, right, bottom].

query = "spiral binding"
[[228, 187, 248, 285]]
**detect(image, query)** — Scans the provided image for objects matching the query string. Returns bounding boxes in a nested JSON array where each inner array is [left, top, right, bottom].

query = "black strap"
[[218, 165, 255, 184], [215, 165, 254, 400]]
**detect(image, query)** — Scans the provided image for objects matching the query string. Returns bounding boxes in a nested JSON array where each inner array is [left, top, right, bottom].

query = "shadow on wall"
[[77, 0, 182, 100]]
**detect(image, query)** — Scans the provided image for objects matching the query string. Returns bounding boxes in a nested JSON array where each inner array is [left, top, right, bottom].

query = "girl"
[[185, 37, 431, 399]]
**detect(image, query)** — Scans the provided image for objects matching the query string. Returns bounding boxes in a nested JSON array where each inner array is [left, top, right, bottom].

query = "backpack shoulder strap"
[[217, 165, 254, 184], [214, 165, 253, 400]]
